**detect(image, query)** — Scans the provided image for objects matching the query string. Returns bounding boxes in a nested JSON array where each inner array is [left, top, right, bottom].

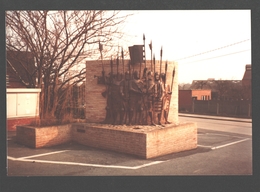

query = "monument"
[[16, 35, 197, 159], [82, 35, 197, 159]]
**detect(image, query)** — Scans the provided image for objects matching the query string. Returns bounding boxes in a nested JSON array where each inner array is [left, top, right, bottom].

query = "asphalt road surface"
[[7, 115, 252, 176]]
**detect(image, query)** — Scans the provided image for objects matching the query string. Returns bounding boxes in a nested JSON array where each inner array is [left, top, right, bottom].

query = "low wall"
[[16, 122, 197, 159], [16, 124, 72, 148], [146, 123, 197, 159], [71, 124, 147, 157], [71, 123, 197, 159], [7, 117, 38, 131]]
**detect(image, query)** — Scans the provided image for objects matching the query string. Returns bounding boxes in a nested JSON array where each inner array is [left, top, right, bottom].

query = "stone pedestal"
[[72, 122, 197, 159], [16, 122, 197, 159]]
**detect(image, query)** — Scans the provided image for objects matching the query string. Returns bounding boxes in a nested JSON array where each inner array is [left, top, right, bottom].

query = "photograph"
[[6, 10, 252, 177]]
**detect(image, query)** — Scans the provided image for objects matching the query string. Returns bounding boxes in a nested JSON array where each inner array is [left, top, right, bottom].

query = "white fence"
[[7, 88, 41, 118]]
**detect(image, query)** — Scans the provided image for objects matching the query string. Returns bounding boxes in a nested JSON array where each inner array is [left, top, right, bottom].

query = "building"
[[179, 64, 251, 115], [179, 89, 211, 112], [6, 50, 41, 131], [241, 64, 251, 100], [6, 50, 37, 88]]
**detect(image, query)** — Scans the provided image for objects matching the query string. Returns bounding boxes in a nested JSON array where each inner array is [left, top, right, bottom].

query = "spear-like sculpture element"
[[164, 60, 168, 89], [153, 54, 156, 75], [160, 46, 163, 75], [99, 40, 105, 83], [110, 57, 113, 77], [170, 66, 176, 93], [116, 56, 119, 80], [143, 34, 146, 69], [165, 65, 175, 122], [149, 40, 152, 71], [121, 47, 124, 75]]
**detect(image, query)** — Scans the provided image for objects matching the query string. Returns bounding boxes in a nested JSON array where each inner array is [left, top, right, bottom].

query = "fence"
[[191, 100, 251, 118]]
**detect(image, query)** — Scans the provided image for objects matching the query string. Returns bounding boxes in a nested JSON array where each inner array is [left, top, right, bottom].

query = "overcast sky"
[[118, 10, 251, 83]]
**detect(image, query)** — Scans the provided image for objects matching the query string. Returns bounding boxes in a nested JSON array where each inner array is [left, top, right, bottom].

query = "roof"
[[242, 64, 251, 81], [190, 80, 242, 92], [6, 50, 36, 88]]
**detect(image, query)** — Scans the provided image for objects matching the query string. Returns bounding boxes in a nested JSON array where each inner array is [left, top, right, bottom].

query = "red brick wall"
[[35, 125, 72, 148], [72, 124, 146, 157], [16, 126, 36, 147], [146, 122, 197, 159], [7, 117, 38, 131], [179, 90, 192, 111], [16, 124, 72, 148], [16, 122, 197, 159], [85, 60, 178, 124], [71, 122, 196, 159], [192, 90, 211, 100]]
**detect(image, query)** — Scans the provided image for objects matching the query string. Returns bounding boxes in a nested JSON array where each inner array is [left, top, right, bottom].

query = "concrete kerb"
[[179, 113, 252, 123]]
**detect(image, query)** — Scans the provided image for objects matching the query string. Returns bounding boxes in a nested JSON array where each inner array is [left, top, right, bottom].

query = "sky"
[[118, 10, 251, 84]]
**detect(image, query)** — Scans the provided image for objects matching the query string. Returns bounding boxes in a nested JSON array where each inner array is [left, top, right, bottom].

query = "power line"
[[181, 49, 251, 65], [175, 39, 250, 61]]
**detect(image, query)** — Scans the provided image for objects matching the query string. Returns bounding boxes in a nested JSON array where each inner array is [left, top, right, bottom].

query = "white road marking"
[[7, 134, 251, 170], [211, 138, 250, 150], [18, 150, 69, 159], [7, 156, 164, 170], [204, 133, 248, 139], [197, 144, 212, 148]]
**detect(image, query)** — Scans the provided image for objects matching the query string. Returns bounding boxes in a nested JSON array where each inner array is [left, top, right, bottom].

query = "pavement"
[[178, 113, 252, 123]]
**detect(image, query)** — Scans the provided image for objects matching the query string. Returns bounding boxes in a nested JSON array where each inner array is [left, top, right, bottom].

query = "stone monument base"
[[16, 122, 197, 159]]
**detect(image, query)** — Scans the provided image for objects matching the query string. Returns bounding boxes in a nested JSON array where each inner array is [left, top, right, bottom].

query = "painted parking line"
[[198, 138, 251, 150], [18, 150, 69, 159], [7, 155, 165, 170], [211, 138, 250, 150], [204, 133, 250, 139]]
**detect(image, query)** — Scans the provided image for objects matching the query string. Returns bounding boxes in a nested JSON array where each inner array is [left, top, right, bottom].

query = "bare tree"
[[6, 10, 129, 121]]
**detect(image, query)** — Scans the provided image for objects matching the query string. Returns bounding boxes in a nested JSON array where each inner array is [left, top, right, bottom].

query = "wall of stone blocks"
[[16, 126, 36, 147], [16, 124, 72, 148], [85, 60, 178, 124], [35, 125, 72, 148], [71, 124, 147, 157], [146, 122, 197, 159], [16, 122, 197, 159]]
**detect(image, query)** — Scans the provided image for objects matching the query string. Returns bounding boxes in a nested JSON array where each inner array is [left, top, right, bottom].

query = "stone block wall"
[[72, 122, 196, 159], [146, 122, 197, 159], [72, 124, 146, 157], [16, 122, 197, 159], [16, 124, 72, 148]]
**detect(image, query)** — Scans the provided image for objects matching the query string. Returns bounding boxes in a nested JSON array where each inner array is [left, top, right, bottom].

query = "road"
[[179, 115, 252, 136], [7, 115, 252, 176]]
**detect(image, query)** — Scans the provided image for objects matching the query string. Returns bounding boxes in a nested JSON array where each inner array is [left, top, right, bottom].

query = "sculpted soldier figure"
[[146, 71, 156, 125], [129, 71, 143, 125], [101, 72, 113, 124], [161, 73, 172, 124], [140, 68, 148, 125], [120, 70, 131, 124], [153, 72, 164, 125], [110, 74, 124, 125]]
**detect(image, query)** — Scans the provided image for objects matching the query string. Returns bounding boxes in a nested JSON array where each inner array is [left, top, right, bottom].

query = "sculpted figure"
[[161, 73, 172, 124], [140, 68, 148, 125], [101, 73, 113, 124], [146, 71, 156, 125], [153, 72, 164, 125], [120, 71, 131, 124], [129, 71, 143, 125], [110, 74, 123, 125]]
